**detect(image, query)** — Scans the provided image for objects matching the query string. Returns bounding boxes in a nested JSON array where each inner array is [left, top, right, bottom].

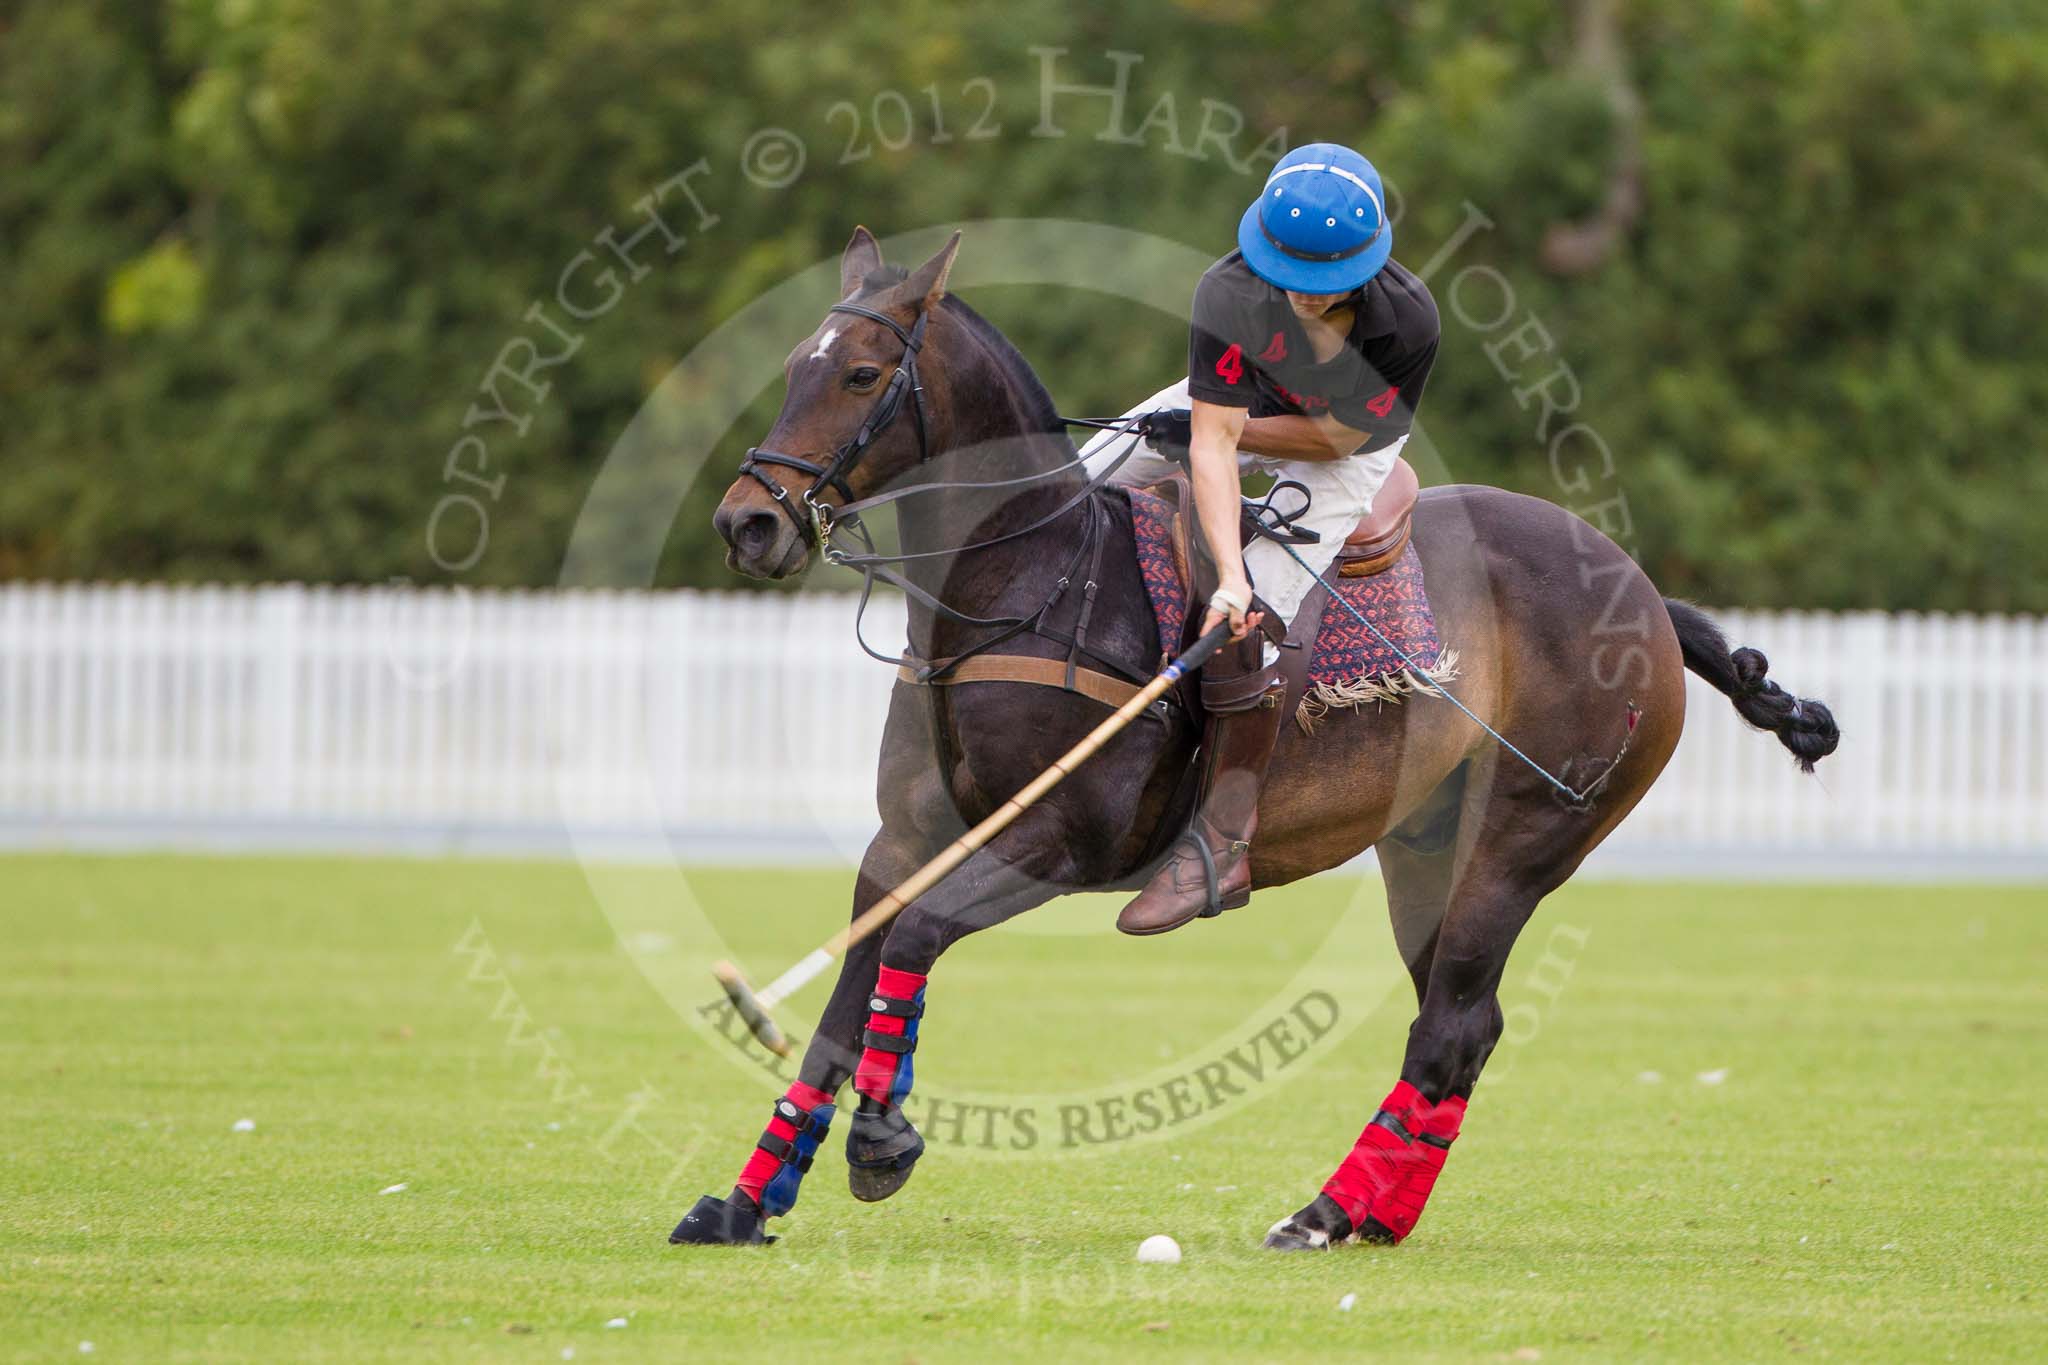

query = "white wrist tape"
[[1208, 585, 1252, 614]]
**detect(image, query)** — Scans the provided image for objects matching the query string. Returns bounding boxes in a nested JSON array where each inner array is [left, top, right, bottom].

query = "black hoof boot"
[[846, 1098, 924, 1203], [669, 1191, 773, 1246], [1262, 1192, 1356, 1251]]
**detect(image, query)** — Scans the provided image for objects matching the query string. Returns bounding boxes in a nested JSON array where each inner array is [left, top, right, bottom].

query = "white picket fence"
[[0, 582, 2043, 876]]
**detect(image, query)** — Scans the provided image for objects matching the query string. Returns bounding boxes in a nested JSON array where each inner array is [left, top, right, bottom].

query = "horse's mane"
[[856, 266, 1069, 440]]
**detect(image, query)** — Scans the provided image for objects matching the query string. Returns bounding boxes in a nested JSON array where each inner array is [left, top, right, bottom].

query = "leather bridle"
[[736, 302, 931, 545], [726, 295, 1158, 689]]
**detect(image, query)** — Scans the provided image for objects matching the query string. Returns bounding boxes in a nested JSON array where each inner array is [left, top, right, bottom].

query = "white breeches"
[[1079, 378, 1405, 650]]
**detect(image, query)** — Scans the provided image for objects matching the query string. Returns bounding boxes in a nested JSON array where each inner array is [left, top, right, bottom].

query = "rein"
[[829, 427, 1146, 682]]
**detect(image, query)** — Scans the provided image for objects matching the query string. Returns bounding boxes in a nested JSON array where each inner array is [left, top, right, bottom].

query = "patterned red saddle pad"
[[1123, 485, 1449, 689]]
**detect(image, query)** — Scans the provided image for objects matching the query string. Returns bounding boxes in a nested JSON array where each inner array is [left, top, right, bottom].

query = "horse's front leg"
[[671, 805, 1075, 1243], [840, 805, 1076, 1202], [669, 831, 928, 1247]]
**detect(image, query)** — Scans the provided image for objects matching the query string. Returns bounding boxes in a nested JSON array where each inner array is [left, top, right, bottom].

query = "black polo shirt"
[[1186, 250, 1439, 453]]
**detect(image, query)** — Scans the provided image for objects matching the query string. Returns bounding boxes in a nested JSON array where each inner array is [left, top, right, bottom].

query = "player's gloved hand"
[[1139, 408, 1194, 462]]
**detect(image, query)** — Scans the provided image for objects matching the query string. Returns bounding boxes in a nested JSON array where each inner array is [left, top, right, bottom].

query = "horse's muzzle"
[[714, 501, 807, 579]]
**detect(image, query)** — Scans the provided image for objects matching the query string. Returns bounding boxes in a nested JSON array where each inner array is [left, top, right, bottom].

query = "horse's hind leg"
[[1377, 764, 1470, 1006], [1264, 761, 1628, 1251], [1254, 778, 1465, 1252]]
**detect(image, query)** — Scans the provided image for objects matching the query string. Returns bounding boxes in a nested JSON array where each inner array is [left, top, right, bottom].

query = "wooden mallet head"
[[712, 960, 793, 1057]]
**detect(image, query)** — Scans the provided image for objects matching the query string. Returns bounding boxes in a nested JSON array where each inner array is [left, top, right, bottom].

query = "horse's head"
[[715, 227, 962, 579]]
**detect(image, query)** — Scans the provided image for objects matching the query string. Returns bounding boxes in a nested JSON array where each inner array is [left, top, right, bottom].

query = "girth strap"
[[894, 654, 1153, 710]]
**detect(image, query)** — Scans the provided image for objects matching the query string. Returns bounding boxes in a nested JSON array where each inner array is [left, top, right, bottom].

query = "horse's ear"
[[899, 230, 962, 311], [840, 226, 884, 297]]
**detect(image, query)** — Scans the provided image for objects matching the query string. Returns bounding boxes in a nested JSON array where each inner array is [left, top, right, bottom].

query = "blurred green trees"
[[2, 0, 2042, 608]]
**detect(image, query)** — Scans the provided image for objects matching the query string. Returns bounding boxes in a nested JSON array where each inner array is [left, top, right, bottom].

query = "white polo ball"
[[1135, 1234, 1182, 1264]]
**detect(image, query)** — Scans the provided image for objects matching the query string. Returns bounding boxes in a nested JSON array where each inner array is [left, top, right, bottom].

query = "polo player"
[[1087, 142, 1443, 935]]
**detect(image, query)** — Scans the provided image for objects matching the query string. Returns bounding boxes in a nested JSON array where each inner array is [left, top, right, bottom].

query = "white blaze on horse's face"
[[808, 326, 839, 363]]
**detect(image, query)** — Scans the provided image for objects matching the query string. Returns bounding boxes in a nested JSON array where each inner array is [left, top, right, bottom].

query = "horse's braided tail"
[[1664, 599, 1840, 773]]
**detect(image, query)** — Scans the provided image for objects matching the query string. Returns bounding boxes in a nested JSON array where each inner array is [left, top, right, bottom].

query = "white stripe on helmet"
[[1267, 161, 1385, 226]]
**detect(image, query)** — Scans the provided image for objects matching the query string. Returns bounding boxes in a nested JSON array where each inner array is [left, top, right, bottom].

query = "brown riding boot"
[[1117, 638, 1287, 936]]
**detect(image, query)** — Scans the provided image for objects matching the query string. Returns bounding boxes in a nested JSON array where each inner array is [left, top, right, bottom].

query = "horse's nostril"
[[715, 503, 781, 551], [733, 509, 781, 559]]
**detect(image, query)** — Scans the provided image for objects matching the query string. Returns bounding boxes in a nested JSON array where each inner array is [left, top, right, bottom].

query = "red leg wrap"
[[852, 966, 927, 1106], [1377, 1089, 1465, 1241], [1320, 1081, 1466, 1243], [734, 1080, 834, 1204]]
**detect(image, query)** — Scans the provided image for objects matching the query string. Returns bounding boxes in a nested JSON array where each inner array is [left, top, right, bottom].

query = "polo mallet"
[[713, 620, 1235, 1056]]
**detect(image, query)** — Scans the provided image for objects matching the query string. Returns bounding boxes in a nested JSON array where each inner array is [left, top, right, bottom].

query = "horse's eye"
[[845, 366, 882, 391]]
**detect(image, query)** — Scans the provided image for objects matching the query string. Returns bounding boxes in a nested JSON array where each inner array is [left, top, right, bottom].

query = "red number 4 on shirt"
[[1213, 344, 1244, 386], [1365, 385, 1400, 418]]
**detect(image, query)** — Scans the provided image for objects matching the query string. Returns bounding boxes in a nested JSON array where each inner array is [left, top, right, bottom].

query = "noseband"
[[737, 302, 932, 544]]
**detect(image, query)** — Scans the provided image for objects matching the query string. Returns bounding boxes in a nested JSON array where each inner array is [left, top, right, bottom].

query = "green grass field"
[[3, 854, 2044, 1362]]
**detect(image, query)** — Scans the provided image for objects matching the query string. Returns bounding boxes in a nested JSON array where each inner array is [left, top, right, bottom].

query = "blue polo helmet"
[[1237, 142, 1392, 294]]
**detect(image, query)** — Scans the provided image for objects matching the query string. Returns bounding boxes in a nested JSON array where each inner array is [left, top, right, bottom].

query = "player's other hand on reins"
[[1205, 579, 1262, 642], [1140, 407, 1194, 462]]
